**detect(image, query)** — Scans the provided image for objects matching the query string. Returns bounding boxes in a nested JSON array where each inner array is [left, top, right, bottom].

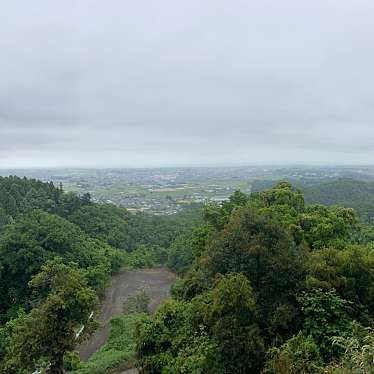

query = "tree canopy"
[[134, 182, 374, 373]]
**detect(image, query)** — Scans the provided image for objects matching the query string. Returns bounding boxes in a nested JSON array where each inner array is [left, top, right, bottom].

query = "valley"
[[2, 165, 374, 215]]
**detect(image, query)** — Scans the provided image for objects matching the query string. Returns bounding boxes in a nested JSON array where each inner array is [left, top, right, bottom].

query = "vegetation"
[[68, 203, 201, 252], [0, 176, 199, 373], [71, 291, 151, 373], [134, 182, 374, 373], [70, 314, 146, 374], [252, 177, 374, 224], [0, 210, 121, 322], [1, 260, 96, 374], [1, 175, 373, 373], [123, 290, 150, 314]]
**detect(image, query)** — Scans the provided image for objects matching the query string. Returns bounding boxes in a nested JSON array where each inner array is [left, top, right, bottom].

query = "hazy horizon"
[[2, 1, 374, 168], [2, 163, 374, 172]]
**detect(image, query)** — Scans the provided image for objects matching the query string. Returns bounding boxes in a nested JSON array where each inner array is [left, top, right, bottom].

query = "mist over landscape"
[[1, 2, 374, 374]]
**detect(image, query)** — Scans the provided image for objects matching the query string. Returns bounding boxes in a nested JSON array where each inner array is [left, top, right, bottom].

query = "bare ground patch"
[[77, 268, 176, 361]]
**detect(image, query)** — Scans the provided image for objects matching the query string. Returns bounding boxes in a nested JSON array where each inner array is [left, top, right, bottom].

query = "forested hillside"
[[252, 177, 374, 224], [0, 176, 200, 249], [1, 177, 373, 373], [0, 176, 200, 373], [135, 182, 374, 373], [303, 178, 374, 224]]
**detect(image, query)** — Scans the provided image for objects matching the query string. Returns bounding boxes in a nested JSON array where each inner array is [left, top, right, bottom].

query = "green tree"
[[135, 299, 192, 373], [192, 273, 264, 373], [203, 190, 249, 230], [203, 207, 307, 338], [0, 205, 8, 230], [263, 332, 323, 374], [307, 245, 374, 320], [300, 205, 358, 249], [0, 210, 119, 321], [323, 322, 374, 373], [167, 234, 195, 274], [256, 181, 305, 213], [3, 260, 96, 374], [297, 288, 352, 360]]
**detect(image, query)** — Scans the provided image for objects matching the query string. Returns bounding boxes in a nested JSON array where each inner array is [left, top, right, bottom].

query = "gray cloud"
[[1, 0, 374, 167]]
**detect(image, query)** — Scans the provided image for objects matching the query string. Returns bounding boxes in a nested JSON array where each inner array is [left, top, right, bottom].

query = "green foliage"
[[135, 299, 193, 373], [256, 181, 305, 213], [170, 269, 211, 301], [191, 273, 264, 372], [123, 290, 150, 314], [300, 204, 358, 249], [307, 245, 374, 320], [297, 288, 352, 360], [2, 260, 96, 374], [63, 351, 82, 371], [0, 176, 202, 373], [323, 322, 374, 373], [169, 329, 218, 374], [167, 225, 212, 274], [203, 182, 358, 251], [71, 313, 145, 374], [125, 245, 169, 268], [0, 175, 201, 255], [203, 206, 307, 339], [303, 178, 374, 223], [167, 234, 195, 275], [203, 190, 250, 230], [263, 332, 323, 374], [0, 210, 120, 321], [68, 204, 136, 250], [135, 274, 264, 373], [0, 176, 90, 228], [139, 182, 373, 373], [1, 176, 373, 374], [254, 177, 374, 224], [69, 203, 201, 252]]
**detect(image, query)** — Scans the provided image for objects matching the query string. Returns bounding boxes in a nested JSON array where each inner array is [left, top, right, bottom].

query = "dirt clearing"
[[77, 268, 176, 361]]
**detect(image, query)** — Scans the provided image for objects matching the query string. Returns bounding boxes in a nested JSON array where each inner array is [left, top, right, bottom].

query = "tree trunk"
[[48, 353, 65, 374]]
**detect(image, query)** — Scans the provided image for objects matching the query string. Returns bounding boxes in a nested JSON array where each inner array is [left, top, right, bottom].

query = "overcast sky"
[[1, 0, 374, 168]]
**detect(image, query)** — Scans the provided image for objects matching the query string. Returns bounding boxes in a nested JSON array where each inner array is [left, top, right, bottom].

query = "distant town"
[[1, 166, 374, 215]]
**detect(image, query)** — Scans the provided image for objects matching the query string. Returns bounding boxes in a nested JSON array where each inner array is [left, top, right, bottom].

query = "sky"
[[1, 0, 374, 168]]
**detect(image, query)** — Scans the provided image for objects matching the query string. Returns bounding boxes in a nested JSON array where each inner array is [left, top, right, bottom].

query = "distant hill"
[[251, 178, 374, 224], [303, 178, 374, 205]]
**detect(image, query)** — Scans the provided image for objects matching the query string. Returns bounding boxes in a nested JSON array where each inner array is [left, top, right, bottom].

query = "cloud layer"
[[1, 0, 374, 167]]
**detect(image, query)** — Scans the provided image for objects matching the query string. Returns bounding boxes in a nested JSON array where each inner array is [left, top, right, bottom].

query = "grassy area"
[[70, 314, 145, 374]]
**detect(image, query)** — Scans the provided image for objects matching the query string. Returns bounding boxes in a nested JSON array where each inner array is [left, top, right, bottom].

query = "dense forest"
[[0, 176, 200, 373], [252, 177, 374, 224], [134, 182, 374, 373], [0, 176, 373, 373]]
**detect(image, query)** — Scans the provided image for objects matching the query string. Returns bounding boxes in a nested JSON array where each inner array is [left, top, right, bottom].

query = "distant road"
[[77, 268, 176, 361]]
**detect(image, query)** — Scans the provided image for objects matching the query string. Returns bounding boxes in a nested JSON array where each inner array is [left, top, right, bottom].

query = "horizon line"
[[1, 163, 374, 171]]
